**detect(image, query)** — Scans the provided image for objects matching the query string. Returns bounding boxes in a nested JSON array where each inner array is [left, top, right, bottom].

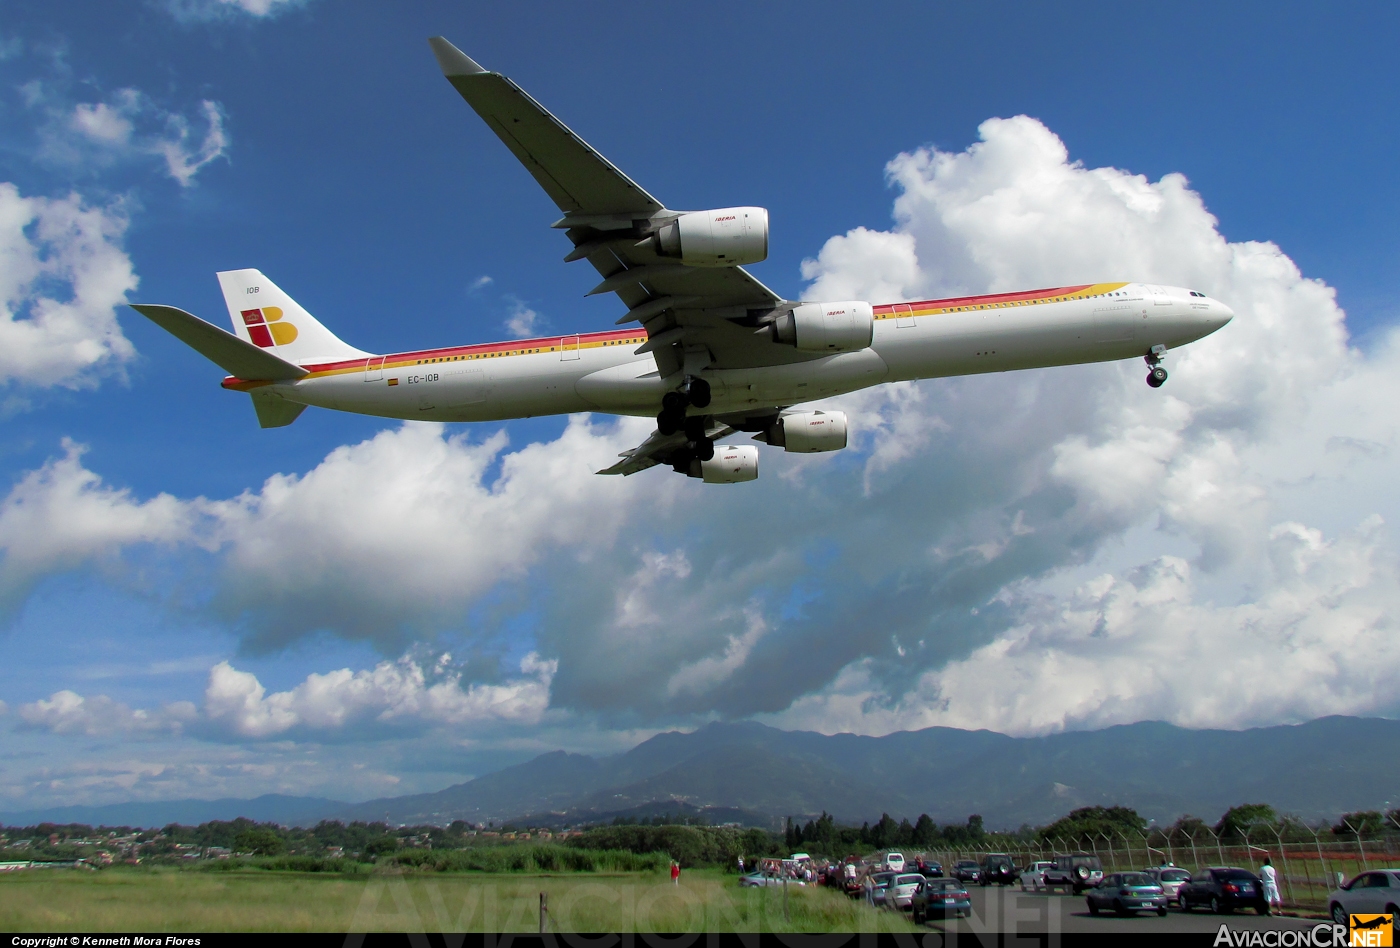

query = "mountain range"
[[5, 716, 1393, 830]]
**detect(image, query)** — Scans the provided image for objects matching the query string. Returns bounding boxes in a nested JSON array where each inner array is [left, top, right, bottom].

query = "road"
[[913, 884, 1331, 936]]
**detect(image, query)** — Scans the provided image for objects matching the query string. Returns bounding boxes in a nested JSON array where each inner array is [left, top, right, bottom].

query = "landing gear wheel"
[[662, 391, 687, 414], [694, 439, 715, 462], [687, 377, 711, 408], [683, 416, 708, 443], [657, 411, 682, 436], [1147, 366, 1168, 388]]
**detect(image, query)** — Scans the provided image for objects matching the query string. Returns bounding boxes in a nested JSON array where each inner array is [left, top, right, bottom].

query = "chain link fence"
[[902, 822, 1400, 912]]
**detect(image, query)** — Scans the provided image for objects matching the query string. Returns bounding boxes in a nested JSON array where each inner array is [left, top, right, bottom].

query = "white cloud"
[[17, 652, 555, 742], [0, 185, 137, 391], [17, 691, 196, 737], [503, 299, 541, 338], [204, 651, 556, 738], [8, 114, 1400, 744], [48, 88, 228, 186], [159, 0, 307, 22], [0, 439, 203, 612]]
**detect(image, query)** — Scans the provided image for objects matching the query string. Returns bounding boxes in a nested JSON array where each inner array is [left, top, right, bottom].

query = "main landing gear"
[[657, 377, 715, 470], [1145, 345, 1169, 388]]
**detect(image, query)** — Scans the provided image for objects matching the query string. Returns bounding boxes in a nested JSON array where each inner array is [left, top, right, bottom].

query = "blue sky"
[[2, 0, 1399, 809]]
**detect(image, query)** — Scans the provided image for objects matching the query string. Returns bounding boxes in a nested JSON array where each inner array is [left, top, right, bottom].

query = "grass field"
[[0, 868, 918, 933]]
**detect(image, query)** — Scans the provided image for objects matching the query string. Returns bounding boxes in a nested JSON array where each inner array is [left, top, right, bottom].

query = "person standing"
[[737, 855, 745, 875], [671, 860, 681, 886], [1260, 858, 1281, 912]]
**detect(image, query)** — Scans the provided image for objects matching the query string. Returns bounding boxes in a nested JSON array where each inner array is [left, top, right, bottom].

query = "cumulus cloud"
[[8, 114, 1400, 741], [37, 87, 228, 186], [0, 185, 137, 391], [0, 439, 203, 612], [17, 651, 555, 742], [204, 651, 556, 739], [17, 691, 196, 737]]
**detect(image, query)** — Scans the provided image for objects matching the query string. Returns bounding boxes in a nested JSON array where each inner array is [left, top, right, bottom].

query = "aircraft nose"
[[1211, 299, 1234, 330]]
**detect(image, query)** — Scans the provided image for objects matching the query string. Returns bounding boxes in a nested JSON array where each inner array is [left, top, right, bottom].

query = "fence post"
[[1314, 824, 1334, 900], [1207, 827, 1225, 866], [1188, 829, 1200, 870], [1344, 820, 1367, 869], [1273, 826, 1295, 907]]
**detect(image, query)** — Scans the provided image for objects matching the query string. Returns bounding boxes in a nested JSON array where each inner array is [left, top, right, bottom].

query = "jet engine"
[[651, 207, 769, 267], [764, 410, 848, 453], [770, 301, 874, 352], [699, 445, 759, 483]]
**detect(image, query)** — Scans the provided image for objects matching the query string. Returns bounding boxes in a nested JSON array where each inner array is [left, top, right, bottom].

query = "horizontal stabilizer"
[[251, 392, 307, 428], [130, 304, 309, 381]]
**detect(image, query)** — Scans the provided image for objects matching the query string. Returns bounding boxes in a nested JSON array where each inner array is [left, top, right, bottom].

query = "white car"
[[1326, 869, 1400, 926], [888, 873, 926, 909], [1142, 866, 1191, 900], [884, 852, 906, 872], [1020, 861, 1056, 890]]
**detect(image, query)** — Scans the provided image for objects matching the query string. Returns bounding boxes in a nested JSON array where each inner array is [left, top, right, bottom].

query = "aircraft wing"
[[599, 421, 738, 476], [430, 38, 812, 377]]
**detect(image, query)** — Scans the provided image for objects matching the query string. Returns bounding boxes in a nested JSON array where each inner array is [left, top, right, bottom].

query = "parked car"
[[1142, 866, 1191, 900], [1085, 872, 1168, 917], [887, 873, 926, 910], [1044, 854, 1104, 894], [883, 852, 906, 873], [1178, 867, 1268, 915], [870, 870, 898, 906], [919, 861, 945, 879], [1020, 860, 1056, 891], [911, 878, 972, 923], [981, 853, 1017, 886], [1325, 869, 1400, 927], [952, 860, 982, 884], [740, 871, 803, 888]]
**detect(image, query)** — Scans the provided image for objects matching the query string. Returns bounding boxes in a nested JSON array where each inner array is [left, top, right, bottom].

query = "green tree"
[[1332, 811, 1386, 839], [1038, 807, 1145, 845], [233, 827, 286, 856], [1214, 804, 1278, 839], [911, 814, 937, 846]]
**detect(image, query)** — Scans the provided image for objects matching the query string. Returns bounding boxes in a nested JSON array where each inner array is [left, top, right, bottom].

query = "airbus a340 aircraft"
[[132, 37, 1233, 483]]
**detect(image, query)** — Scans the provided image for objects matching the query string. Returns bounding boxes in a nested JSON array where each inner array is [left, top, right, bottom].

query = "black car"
[[952, 860, 982, 883], [981, 853, 1017, 886], [919, 861, 944, 879], [1178, 867, 1269, 915]]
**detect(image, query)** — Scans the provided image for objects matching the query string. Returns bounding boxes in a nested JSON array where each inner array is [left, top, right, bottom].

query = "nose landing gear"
[[1145, 345, 1168, 388]]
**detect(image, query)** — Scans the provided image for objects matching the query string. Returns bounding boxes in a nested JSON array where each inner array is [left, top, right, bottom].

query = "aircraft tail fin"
[[217, 269, 369, 366]]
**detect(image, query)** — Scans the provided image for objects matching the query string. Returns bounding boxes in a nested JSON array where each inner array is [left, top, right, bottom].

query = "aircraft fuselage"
[[223, 281, 1231, 423]]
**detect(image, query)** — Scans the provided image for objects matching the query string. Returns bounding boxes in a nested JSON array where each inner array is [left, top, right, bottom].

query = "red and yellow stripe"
[[873, 283, 1129, 320]]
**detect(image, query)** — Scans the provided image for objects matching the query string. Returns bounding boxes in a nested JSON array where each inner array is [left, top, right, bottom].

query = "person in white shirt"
[[1260, 857, 1282, 910]]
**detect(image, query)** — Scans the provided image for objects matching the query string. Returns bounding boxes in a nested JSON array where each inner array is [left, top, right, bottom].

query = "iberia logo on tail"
[[241, 307, 297, 348]]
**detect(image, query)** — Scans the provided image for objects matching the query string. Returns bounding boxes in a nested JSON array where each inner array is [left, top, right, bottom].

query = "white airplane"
[[131, 37, 1233, 484]]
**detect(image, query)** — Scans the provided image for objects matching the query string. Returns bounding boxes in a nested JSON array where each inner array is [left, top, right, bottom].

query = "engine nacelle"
[[700, 445, 759, 483], [770, 301, 874, 352], [653, 207, 768, 267], [767, 411, 848, 453]]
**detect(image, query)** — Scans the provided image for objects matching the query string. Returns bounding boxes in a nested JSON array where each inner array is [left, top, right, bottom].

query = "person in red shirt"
[[671, 861, 681, 885]]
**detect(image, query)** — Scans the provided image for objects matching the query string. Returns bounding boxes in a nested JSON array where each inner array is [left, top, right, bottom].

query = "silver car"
[[1326, 869, 1400, 927], [1142, 866, 1192, 900]]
